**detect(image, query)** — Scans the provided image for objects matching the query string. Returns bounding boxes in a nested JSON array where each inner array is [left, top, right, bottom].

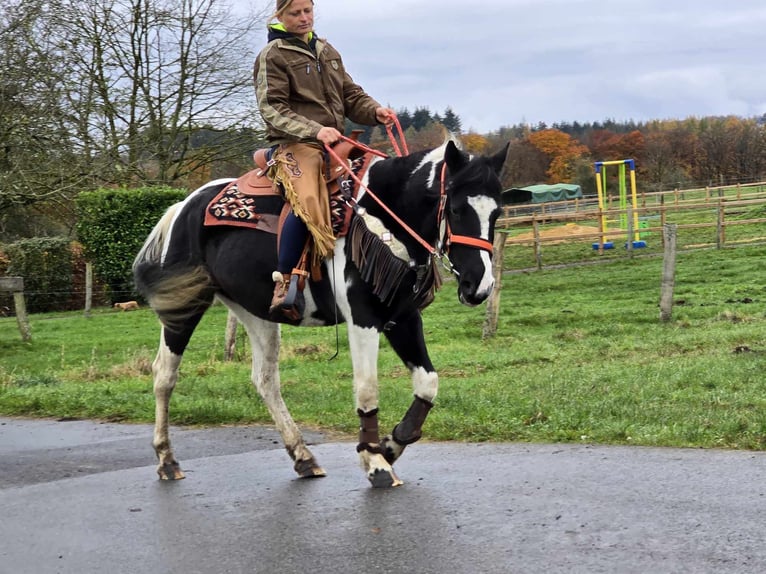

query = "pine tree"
[[442, 107, 462, 134]]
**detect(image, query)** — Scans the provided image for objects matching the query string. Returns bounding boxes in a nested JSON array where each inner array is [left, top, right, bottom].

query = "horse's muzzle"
[[458, 278, 494, 307]]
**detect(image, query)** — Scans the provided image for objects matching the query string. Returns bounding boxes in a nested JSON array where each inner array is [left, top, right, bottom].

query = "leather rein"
[[324, 124, 494, 276]]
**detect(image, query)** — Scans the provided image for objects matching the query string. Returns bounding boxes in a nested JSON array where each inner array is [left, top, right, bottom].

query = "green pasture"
[[1, 244, 765, 449]]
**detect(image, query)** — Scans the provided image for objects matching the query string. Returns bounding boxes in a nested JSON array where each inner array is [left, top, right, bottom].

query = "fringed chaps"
[[269, 143, 336, 267]]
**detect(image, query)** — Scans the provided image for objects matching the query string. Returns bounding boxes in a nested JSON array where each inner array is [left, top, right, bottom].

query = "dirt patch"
[[511, 223, 600, 244]]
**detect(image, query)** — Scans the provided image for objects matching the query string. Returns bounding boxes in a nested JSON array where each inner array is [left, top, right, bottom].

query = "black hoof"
[[157, 461, 185, 480], [368, 468, 402, 488], [294, 458, 327, 478]]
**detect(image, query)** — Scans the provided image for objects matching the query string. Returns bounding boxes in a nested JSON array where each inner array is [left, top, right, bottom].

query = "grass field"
[[1, 244, 765, 449]]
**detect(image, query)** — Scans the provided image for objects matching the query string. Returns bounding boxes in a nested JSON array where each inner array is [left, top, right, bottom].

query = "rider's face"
[[279, 0, 314, 41]]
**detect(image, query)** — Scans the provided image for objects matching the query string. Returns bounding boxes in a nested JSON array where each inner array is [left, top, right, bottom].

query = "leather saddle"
[[236, 131, 370, 198]]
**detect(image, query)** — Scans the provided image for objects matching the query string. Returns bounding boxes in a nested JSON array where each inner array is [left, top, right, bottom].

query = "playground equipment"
[[593, 159, 647, 250]]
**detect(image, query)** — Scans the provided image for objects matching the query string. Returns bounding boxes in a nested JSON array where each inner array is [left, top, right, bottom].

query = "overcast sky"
[[244, 0, 766, 133]]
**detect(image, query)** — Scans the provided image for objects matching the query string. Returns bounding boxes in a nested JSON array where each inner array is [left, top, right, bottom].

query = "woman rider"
[[254, 0, 395, 321]]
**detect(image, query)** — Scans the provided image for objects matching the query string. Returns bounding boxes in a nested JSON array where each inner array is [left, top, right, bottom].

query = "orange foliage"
[[460, 132, 489, 154], [590, 130, 645, 162], [527, 129, 589, 182]]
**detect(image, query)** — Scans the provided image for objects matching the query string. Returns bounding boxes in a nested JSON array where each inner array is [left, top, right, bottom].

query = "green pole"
[[619, 163, 627, 233]]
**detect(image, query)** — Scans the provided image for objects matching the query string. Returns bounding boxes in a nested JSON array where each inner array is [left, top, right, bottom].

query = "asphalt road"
[[1, 416, 765, 574]]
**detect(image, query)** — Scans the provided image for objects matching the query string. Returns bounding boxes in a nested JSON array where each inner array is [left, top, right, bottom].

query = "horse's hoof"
[[157, 461, 185, 480], [368, 467, 403, 488], [294, 458, 327, 479]]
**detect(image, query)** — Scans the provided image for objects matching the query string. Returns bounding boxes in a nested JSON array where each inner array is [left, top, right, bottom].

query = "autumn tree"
[[460, 132, 489, 155], [501, 139, 549, 188], [404, 122, 447, 153], [526, 129, 589, 182], [641, 121, 699, 190]]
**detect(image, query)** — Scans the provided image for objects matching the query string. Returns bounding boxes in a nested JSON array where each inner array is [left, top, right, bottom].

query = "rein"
[[324, 128, 494, 275], [325, 141, 437, 256]]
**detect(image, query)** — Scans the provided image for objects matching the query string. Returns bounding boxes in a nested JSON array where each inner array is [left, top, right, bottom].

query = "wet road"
[[1, 417, 765, 573]]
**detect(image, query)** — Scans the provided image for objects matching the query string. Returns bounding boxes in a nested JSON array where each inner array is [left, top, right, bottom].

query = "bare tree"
[[0, 0, 85, 216], [47, 0, 268, 186], [0, 0, 268, 234]]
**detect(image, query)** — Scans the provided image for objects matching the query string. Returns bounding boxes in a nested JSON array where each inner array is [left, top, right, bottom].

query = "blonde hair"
[[272, 0, 313, 21]]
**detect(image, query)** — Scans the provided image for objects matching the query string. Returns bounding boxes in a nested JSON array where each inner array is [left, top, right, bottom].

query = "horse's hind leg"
[[152, 315, 205, 480], [238, 312, 325, 478], [380, 312, 437, 465]]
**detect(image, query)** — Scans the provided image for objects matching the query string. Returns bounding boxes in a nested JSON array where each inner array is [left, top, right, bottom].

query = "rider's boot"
[[269, 271, 303, 322], [269, 271, 302, 321]]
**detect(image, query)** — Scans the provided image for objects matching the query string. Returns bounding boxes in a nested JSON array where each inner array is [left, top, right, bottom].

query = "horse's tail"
[[133, 201, 215, 330]]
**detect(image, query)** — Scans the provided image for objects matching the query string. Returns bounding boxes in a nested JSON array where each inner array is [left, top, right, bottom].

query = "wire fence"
[[3, 181, 766, 322]]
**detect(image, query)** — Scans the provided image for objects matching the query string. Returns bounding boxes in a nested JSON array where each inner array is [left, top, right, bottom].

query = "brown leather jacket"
[[254, 25, 381, 144]]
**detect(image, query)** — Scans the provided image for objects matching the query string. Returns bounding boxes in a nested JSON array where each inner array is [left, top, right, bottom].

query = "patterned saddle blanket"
[[203, 148, 375, 239]]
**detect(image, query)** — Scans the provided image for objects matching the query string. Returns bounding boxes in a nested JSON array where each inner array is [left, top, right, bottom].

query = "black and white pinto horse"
[[133, 139, 508, 487]]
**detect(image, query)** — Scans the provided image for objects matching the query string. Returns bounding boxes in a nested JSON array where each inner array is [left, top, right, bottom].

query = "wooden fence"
[[502, 180, 766, 220], [498, 185, 766, 269]]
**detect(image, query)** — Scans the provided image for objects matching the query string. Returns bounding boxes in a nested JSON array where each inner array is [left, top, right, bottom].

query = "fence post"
[[84, 262, 93, 318], [533, 218, 542, 270], [626, 206, 634, 258], [716, 199, 725, 249], [482, 231, 507, 340], [659, 224, 678, 322], [224, 311, 239, 361], [0, 277, 31, 341]]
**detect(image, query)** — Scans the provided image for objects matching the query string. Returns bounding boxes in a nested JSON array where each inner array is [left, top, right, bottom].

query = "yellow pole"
[[595, 164, 607, 245]]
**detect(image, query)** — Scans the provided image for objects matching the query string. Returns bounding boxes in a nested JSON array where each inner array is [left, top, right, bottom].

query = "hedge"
[[75, 186, 187, 300]]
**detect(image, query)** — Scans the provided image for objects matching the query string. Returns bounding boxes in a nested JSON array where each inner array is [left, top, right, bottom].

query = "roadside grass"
[[1, 244, 765, 449]]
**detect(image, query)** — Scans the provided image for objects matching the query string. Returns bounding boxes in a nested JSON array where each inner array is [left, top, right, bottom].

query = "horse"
[[133, 138, 509, 487]]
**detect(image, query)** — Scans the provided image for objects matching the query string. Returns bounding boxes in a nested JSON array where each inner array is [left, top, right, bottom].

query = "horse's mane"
[[448, 143, 502, 197]]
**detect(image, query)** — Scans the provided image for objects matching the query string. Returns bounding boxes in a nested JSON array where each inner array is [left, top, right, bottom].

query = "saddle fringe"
[[348, 216, 441, 309]]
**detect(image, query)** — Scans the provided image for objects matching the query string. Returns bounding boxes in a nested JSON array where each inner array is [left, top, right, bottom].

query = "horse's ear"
[[489, 142, 510, 175], [444, 140, 468, 173]]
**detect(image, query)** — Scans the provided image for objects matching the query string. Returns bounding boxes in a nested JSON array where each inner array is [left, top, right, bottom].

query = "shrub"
[[75, 186, 187, 300]]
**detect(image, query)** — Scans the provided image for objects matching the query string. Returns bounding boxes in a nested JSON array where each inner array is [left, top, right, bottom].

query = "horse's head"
[[442, 140, 508, 306]]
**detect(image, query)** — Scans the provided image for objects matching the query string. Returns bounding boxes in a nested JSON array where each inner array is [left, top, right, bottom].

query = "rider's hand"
[[317, 127, 342, 146], [376, 107, 396, 125]]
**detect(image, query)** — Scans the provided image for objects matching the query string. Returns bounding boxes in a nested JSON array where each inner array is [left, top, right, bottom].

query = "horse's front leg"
[[380, 311, 437, 465], [348, 322, 402, 487]]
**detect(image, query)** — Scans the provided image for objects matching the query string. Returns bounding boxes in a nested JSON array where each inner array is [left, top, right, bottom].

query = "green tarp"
[[510, 183, 582, 203]]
